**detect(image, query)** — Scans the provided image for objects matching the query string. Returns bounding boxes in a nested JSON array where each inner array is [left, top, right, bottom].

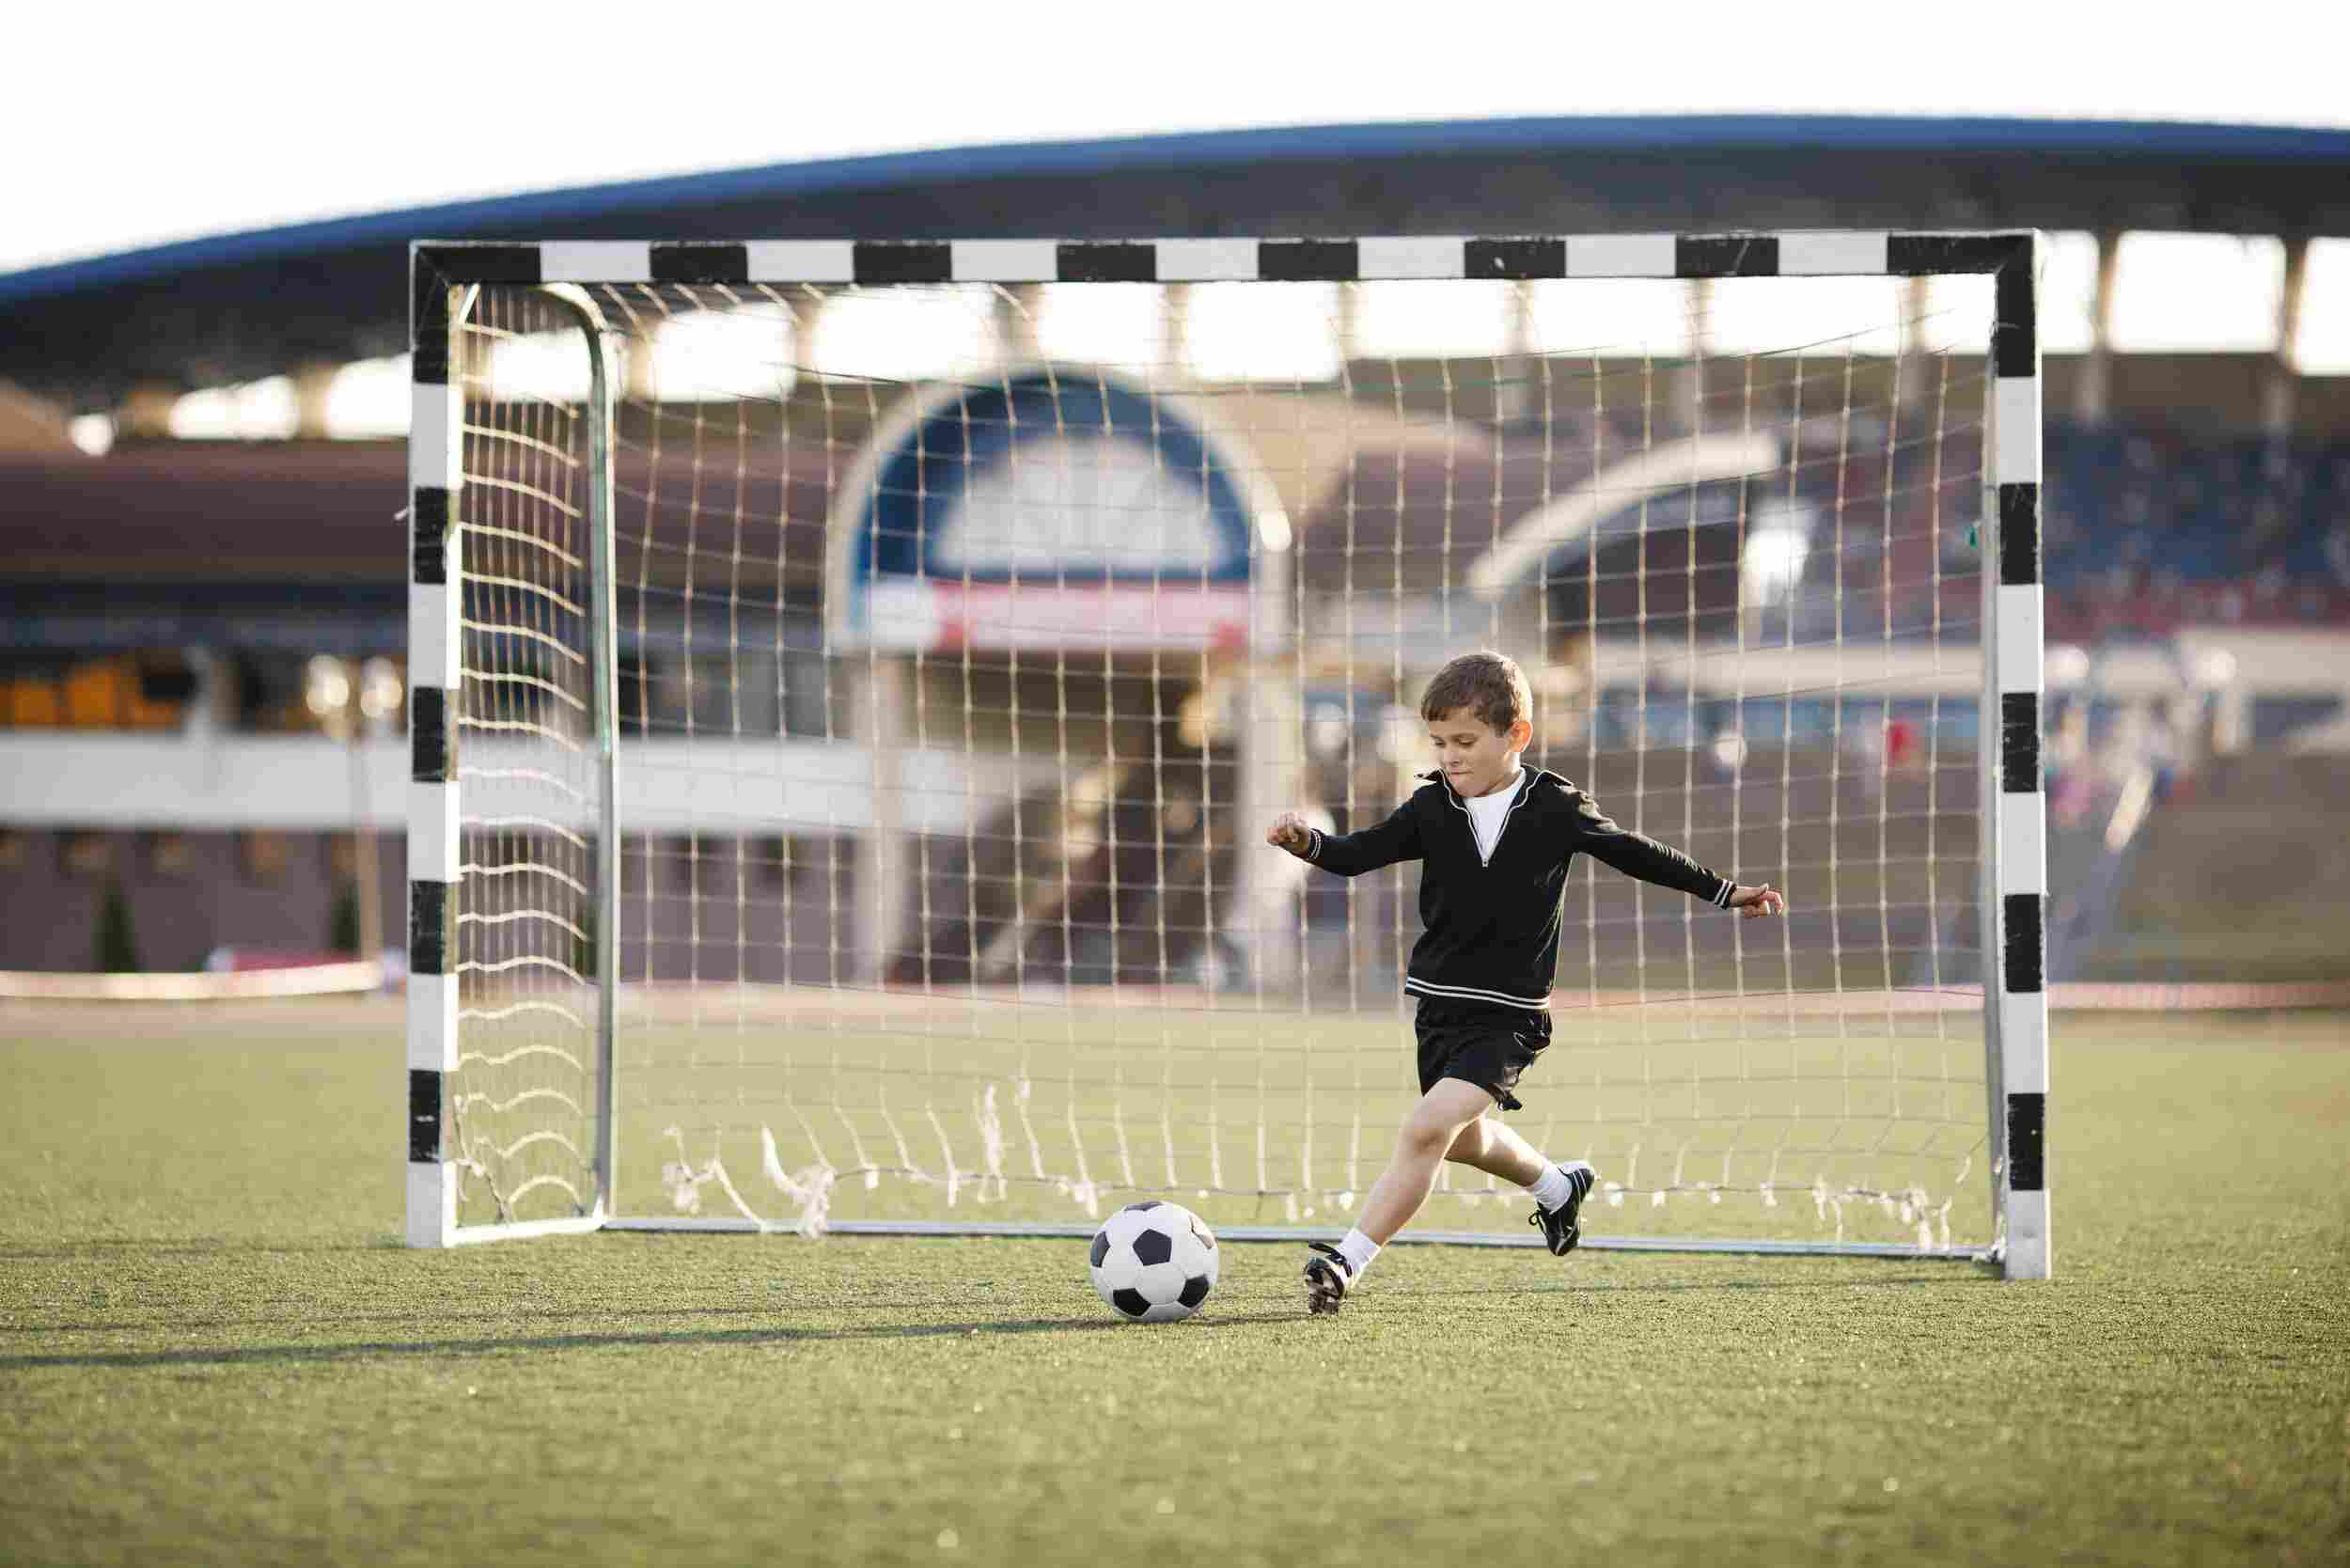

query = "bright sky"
[[7, 3, 2347, 277]]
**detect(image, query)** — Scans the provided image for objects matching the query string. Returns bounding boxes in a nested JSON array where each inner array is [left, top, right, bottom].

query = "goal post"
[[405, 232, 2049, 1278], [1981, 242, 2052, 1279], [406, 274, 619, 1247]]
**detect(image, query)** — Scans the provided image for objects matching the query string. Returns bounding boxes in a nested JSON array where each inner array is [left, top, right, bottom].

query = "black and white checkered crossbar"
[[409, 232, 2033, 290], [405, 232, 2047, 1274]]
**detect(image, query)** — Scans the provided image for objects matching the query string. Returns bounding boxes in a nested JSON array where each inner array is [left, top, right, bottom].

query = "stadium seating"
[[2042, 421, 2350, 634]]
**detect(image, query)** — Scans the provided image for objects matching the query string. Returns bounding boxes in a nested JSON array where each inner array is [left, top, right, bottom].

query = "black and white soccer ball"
[[1088, 1200, 1218, 1323]]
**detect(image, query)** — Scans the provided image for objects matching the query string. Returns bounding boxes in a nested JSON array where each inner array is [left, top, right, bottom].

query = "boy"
[[1265, 651, 1785, 1313]]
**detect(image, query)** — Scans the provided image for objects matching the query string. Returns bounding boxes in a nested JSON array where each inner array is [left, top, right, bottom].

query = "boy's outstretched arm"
[[1266, 802, 1421, 877], [1568, 791, 1786, 917]]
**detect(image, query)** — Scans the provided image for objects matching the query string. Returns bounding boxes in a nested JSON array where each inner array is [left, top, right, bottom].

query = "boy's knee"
[[1397, 1118, 1456, 1159], [1398, 1079, 1494, 1160], [1402, 1112, 1482, 1161]]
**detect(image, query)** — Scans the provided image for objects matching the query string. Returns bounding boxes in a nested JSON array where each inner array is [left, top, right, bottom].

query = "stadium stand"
[[2, 115, 2346, 988], [16, 406, 2341, 984]]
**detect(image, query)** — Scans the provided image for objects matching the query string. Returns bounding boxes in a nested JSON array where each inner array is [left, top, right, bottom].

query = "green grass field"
[[2, 999, 2344, 1567]]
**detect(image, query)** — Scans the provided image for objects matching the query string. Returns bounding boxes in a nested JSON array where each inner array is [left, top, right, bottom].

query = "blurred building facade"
[[3, 117, 2346, 980]]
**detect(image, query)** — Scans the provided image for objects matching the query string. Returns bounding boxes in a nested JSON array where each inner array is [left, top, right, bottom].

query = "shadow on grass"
[[0, 1272, 1994, 1369], [0, 1297, 1089, 1336], [0, 1238, 409, 1260], [4, 1271, 1993, 1341], [1403, 1269, 2001, 1298], [0, 1309, 1314, 1371], [0, 1304, 800, 1336]]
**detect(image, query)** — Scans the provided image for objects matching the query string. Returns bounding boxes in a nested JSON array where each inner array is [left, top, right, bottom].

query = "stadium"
[[3, 103, 2345, 1567]]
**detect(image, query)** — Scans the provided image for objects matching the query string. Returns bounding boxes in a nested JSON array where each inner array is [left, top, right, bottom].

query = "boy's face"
[[1427, 706, 1530, 798]]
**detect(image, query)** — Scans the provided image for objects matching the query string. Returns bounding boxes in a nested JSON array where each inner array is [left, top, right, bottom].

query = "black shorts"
[[1414, 995, 1551, 1111]]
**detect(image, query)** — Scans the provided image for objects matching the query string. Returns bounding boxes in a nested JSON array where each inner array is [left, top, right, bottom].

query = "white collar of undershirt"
[[1461, 766, 1526, 861]]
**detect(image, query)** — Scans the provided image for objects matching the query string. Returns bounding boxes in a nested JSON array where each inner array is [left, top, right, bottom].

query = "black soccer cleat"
[[1303, 1241, 1355, 1314], [1528, 1161, 1597, 1257]]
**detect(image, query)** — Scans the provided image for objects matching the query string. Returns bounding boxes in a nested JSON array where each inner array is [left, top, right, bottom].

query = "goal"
[[405, 233, 2050, 1278]]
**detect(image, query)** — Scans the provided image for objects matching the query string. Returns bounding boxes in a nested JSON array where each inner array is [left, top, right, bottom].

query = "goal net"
[[406, 235, 2048, 1275]]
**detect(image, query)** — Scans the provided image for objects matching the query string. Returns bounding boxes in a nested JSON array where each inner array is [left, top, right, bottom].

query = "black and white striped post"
[[405, 263, 464, 1248], [1982, 235, 2052, 1280]]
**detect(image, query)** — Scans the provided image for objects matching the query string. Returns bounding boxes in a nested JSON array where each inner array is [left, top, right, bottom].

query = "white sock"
[[1527, 1162, 1576, 1213], [1336, 1228, 1381, 1278]]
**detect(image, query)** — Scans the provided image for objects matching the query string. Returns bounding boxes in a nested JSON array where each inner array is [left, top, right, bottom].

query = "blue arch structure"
[[854, 373, 1253, 585], [834, 368, 1261, 651]]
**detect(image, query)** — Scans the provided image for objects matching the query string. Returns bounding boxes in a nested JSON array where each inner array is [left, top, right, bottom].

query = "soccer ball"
[[1088, 1200, 1218, 1323]]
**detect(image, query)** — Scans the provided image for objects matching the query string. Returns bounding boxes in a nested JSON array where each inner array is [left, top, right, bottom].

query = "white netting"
[[446, 289, 603, 1226], [448, 268, 1998, 1249]]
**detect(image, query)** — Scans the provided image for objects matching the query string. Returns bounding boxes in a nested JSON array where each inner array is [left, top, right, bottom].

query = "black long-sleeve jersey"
[[1302, 767, 1734, 1011]]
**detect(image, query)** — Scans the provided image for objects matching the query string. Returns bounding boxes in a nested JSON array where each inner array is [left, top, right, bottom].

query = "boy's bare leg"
[[1308, 1080, 1595, 1309], [1307, 1079, 1492, 1310], [1355, 1078, 1496, 1245], [1442, 1112, 1547, 1187], [1448, 1105, 1597, 1255]]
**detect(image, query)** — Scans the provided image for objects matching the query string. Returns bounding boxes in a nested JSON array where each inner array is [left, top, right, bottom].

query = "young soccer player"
[[1265, 651, 1786, 1313]]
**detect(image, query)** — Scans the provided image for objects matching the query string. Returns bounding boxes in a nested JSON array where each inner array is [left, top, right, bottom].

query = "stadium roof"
[[5, 114, 2349, 412]]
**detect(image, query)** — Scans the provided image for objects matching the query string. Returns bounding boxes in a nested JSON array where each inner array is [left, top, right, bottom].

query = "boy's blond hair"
[[1419, 651, 1531, 736]]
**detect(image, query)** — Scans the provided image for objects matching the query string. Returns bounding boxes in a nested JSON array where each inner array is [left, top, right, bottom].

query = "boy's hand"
[[1730, 884, 1786, 918], [1266, 811, 1314, 858]]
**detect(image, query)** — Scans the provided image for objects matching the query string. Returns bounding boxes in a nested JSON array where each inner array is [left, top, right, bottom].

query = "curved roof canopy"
[[5, 114, 2348, 410]]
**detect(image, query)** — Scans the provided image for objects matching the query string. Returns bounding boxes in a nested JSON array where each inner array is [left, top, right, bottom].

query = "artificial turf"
[[1, 1000, 2343, 1567]]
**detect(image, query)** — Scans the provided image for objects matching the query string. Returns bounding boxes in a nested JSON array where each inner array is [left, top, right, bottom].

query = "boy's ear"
[[1508, 717, 1533, 749]]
